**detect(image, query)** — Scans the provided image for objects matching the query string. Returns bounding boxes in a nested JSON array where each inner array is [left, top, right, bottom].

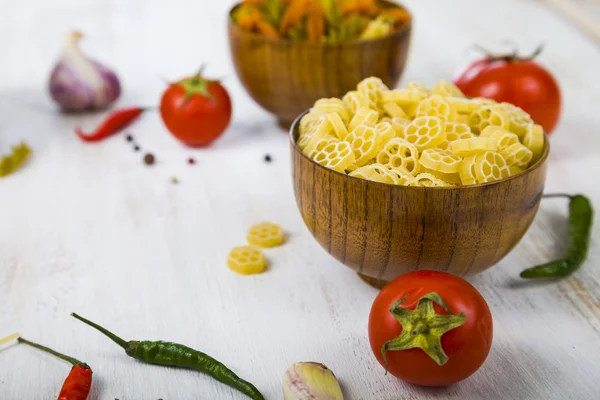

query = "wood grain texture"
[[1, 0, 600, 399], [228, 1, 412, 127], [291, 117, 550, 281]]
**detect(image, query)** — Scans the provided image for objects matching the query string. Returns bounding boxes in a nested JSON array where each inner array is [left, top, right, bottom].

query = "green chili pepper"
[[70, 313, 265, 400], [520, 193, 593, 279]]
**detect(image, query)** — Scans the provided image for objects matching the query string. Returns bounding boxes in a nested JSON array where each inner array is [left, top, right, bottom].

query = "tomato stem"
[[471, 43, 545, 62]]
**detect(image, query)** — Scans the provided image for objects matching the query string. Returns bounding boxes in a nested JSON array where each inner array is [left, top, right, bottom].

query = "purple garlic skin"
[[49, 31, 121, 112]]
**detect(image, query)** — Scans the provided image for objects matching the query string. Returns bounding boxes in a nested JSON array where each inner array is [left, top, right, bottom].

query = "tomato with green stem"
[[454, 45, 561, 134], [160, 66, 232, 147], [368, 270, 493, 386]]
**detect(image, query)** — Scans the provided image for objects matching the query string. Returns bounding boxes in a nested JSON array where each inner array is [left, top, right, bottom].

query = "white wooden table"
[[1, 0, 599, 398]]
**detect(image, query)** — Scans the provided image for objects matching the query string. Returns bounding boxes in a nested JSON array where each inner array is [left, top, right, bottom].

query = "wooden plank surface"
[[1, 0, 599, 399]]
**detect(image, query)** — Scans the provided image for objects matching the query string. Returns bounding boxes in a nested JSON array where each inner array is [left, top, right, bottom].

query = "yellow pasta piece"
[[350, 163, 396, 184], [376, 138, 420, 175], [390, 117, 411, 138], [473, 151, 508, 183], [419, 148, 462, 174], [509, 165, 524, 176], [357, 77, 389, 110], [454, 114, 469, 124], [327, 112, 348, 139], [381, 89, 424, 106], [431, 80, 465, 98], [445, 123, 474, 140], [300, 112, 325, 134], [312, 141, 356, 173], [388, 166, 417, 185], [500, 142, 533, 169], [343, 90, 369, 114], [497, 102, 532, 138], [416, 94, 454, 121], [345, 124, 382, 166], [468, 105, 511, 134], [383, 102, 408, 118], [450, 137, 498, 157], [459, 155, 478, 186], [409, 173, 450, 187], [446, 97, 481, 115], [405, 81, 431, 97], [313, 98, 350, 123], [376, 121, 395, 144], [348, 107, 379, 131], [487, 129, 520, 151], [303, 136, 337, 157], [403, 116, 446, 152], [419, 166, 461, 185], [228, 246, 267, 275], [247, 222, 285, 248], [523, 124, 545, 163]]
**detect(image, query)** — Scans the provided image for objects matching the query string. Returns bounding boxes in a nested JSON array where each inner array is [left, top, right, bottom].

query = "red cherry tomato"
[[368, 270, 493, 387], [160, 70, 232, 147], [454, 47, 561, 134]]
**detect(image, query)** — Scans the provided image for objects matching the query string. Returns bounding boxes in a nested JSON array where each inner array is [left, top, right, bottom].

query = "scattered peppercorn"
[[188, 157, 196, 165], [144, 153, 155, 165], [126, 134, 133, 142], [171, 177, 179, 184], [264, 154, 272, 163], [134, 145, 140, 152]]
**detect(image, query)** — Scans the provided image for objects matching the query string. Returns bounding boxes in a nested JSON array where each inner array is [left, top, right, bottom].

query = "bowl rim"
[[289, 110, 551, 191], [228, 0, 412, 46]]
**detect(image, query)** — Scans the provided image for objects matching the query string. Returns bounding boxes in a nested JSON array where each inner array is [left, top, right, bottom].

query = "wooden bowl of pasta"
[[289, 80, 550, 283], [227, 1, 412, 128]]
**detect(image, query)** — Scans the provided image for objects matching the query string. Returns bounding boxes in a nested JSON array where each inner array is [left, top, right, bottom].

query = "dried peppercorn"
[[521, 193, 593, 278], [264, 154, 272, 163], [70, 313, 265, 400], [144, 153, 155, 165]]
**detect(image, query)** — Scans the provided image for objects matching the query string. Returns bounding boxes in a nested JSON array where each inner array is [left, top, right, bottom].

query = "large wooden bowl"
[[290, 113, 550, 282], [227, 1, 412, 128]]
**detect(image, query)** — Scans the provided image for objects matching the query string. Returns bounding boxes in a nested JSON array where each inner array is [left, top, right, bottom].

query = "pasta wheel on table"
[[468, 105, 511, 134], [523, 124, 545, 163], [348, 107, 379, 131], [473, 151, 508, 183], [419, 148, 463, 174], [416, 94, 454, 121], [228, 246, 266, 275], [313, 98, 350, 123], [346, 124, 382, 166], [343, 90, 369, 114], [431, 80, 465, 98], [376, 138, 420, 175], [247, 222, 285, 248], [312, 141, 356, 173], [451, 137, 498, 157], [357, 77, 389, 110], [403, 116, 446, 152], [500, 142, 533, 169], [409, 173, 450, 187]]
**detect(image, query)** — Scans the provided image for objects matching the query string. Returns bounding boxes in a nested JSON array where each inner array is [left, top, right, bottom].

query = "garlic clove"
[[283, 362, 344, 400], [49, 31, 120, 112]]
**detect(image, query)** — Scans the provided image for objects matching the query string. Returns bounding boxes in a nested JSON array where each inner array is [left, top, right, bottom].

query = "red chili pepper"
[[75, 106, 146, 142], [18, 337, 92, 400]]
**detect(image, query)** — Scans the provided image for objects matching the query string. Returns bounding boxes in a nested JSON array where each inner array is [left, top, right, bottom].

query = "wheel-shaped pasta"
[[473, 151, 508, 183], [376, 138, 420, 175], [312, 141, 356, 172], [327, 112, 348, 139], [228, 246, 267, 275], [300, 112, 325, 134], [388, 166, 418, 185], [303, 136, 337, 157], [346, 124, 382, 166], [403, 116, 446, 151], [480, 127, 520, 151], [405, 81, 431, 97], [497, 102, 532, 138], [419, 166, 461, 185], [416, 94, 454, 121], [313, 98, 350, 123], [468, 105, 511, 134], [348, 107, 379, 131], [523, 123, 545, 163], [247, 222, 285, 248], [500, 142, 533, 169], [350, 163, 397, 184], [409, 173, 450, 187], [357, 77, 389, 110], [431, 80, 465, 98], [381, 89, 425, 106], [383, 102, 408, 118], [376, 121, 395, 144], [389, 117, 411, 138], [343, 90, 370, 114], [450, 137, 498, 157], [419, 148, 463, 174], [459, 155, 478, 186]]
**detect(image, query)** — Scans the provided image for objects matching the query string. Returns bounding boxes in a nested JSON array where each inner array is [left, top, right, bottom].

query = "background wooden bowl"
[[227, 1, 412, 128], [290, 113, 550, 282]]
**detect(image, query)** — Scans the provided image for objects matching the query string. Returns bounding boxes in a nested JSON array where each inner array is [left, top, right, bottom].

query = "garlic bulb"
[[283, 362, 344, 400], [49, 31, 121, 112]]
